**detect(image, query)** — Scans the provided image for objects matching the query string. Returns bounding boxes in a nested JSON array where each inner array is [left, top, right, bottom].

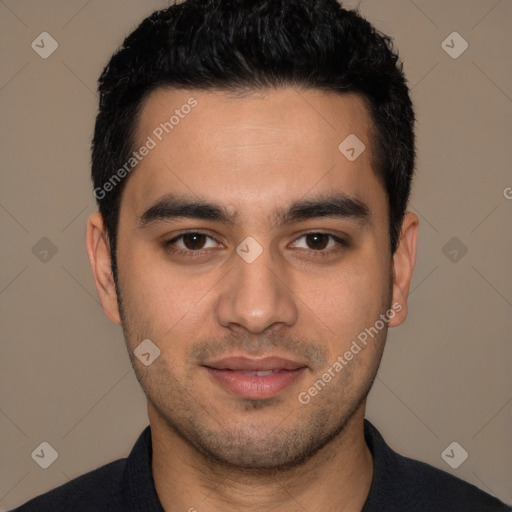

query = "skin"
[[86, 87, 418, 511]]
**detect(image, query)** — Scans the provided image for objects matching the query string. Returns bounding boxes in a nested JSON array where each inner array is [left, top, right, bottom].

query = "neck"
[[150, 403, 373, 512]]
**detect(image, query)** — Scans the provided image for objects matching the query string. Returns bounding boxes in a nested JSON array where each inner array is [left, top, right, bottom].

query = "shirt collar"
[[121, 425, 165, 511]]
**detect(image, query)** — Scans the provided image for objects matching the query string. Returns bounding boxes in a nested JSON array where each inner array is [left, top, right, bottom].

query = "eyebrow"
[[139, 192, 371, 229]]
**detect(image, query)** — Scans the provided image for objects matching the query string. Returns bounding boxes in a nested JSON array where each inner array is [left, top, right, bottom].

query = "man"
[[16, 0, 510, 510]]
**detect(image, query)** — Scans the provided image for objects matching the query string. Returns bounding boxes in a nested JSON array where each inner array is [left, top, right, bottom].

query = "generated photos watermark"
[[298, 301, 403, 405], [93, 97, 198, 200]]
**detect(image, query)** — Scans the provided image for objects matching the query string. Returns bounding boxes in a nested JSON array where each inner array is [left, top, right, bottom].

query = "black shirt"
[[15, 419, 510, 511]]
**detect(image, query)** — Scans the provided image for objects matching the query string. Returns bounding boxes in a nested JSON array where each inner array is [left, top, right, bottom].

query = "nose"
[[215, 245, 298, 334]]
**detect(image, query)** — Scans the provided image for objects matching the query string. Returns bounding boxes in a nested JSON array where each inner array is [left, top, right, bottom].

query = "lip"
[[203, 356, 307, 372], [202, 356, 308, 399]]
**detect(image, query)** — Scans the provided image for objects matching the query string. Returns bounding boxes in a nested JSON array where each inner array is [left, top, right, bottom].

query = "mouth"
[[202, 356, 308, 399]]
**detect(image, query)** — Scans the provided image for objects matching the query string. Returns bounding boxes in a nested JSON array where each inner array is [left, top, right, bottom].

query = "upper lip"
[[203, 356, 307, 371]]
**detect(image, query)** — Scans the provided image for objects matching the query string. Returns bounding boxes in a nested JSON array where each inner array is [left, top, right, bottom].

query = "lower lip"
[[204, 367, 307, 399]]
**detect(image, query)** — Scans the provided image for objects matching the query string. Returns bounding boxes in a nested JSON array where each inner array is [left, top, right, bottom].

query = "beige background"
[[1, 0, 511, 509]]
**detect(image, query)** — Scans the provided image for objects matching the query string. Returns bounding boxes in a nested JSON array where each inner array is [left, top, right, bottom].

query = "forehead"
[[122, 86, 385, 223]]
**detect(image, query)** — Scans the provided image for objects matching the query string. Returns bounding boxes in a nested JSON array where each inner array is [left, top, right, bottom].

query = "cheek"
[[303, 266, 389, 402], [305, 254, 389, 333], [117, 244, 220, 339]]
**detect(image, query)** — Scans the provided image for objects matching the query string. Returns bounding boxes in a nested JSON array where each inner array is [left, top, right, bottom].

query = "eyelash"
[[163, 231, 348, 258]]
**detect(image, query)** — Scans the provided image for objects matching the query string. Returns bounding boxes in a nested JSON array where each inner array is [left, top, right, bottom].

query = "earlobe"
[[388, 212, 419, 328], [85, 212, 122, 325]]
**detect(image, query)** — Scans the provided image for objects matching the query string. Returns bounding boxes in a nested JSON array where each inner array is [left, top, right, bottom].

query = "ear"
[[86, 212, 122, 325], [388, 212, 419, 328]]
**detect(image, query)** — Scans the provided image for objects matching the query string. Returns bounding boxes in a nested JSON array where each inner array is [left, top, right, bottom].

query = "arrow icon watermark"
[[134, 339, 161, 366], [338, 134, 365, 161], [236, 236, 263, 263]]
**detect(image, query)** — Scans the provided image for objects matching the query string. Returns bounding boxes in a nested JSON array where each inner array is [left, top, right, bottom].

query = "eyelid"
[[289, 232, 348, 251], [165, 231, 221, 250], [295, 229, 348, 244]]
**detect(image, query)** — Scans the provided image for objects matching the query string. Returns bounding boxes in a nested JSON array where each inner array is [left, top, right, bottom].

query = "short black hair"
[[92, 0, 415, 284]]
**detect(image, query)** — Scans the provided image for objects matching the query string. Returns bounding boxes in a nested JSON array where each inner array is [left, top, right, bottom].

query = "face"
[[88, 86, 417, 470]]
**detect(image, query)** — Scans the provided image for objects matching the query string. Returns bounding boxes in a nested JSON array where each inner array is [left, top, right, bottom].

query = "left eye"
[[290, 233, 344, 251]]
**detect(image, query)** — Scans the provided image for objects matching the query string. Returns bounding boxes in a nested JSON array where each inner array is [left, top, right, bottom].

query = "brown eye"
[[305, 233, 330, 250], [164, 232, 219, 254], [181, 233, 208, 250], [290, 232, 348, 255]]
